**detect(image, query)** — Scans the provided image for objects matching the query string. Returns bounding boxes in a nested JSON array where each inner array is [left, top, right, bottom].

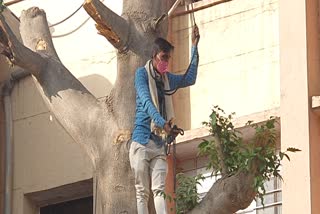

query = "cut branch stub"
[[0, 14, 47, 76], [83, 0, 129, 51], [20, 7, 60, 61], [151, 13, 167, 31]]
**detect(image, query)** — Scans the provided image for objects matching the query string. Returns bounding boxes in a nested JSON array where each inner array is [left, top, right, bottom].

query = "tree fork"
[[83, 0, 129, 51]]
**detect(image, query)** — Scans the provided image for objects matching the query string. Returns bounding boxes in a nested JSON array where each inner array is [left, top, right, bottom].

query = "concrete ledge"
[[175, 108, 280, 160], [312, 96, 320, 115], [25, 178, 93, 207]]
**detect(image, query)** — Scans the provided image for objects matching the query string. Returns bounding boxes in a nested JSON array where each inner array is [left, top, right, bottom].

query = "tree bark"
[[214, 136, 228, 176]]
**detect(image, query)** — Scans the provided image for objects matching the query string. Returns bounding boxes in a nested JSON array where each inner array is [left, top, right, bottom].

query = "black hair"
[[152, 37, 174, 58]]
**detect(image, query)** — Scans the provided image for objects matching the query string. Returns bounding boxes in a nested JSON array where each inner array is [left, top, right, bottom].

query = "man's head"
[[152, 38, 174, 74]]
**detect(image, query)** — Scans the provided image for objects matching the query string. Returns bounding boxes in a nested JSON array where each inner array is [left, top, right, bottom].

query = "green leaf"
[[279, 152, 284, 160], [287, 147, 301, 152], [210, 111, 217, 126], [265, 118, 275, 129], [0, 0, 4, 13], [284, 153, 290, 161], [245, 120, 254, 126]]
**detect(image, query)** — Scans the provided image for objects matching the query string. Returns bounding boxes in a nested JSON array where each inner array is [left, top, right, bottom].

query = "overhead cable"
[[51, 0, 105, 38], [49, 2, 84, 28], [51, 16, 90, 38]]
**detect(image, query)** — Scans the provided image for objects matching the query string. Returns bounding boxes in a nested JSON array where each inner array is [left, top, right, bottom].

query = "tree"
[[0, 1, 296, 213]]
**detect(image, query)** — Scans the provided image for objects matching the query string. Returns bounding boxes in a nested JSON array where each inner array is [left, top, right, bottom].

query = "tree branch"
[[213, 136, 228, 176], [20, 7, 60, 61], [0, 14, 47, 77], [189, 172, 256, 214], [1, 7, 118, 165], [83, 0, 129, 51]]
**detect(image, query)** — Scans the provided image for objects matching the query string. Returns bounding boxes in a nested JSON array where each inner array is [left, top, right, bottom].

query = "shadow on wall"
[[171, 9, 193, 131], [78, 74, 113, 99]]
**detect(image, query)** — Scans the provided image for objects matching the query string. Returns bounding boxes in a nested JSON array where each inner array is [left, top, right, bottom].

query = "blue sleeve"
[[135, 68, 166, 128], [167, 46, 199, 90]]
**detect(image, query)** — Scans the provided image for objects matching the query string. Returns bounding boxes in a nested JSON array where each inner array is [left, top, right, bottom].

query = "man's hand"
[[164, 122, 172, 134], [164, 121, 182, 138], [192, 25, 200, 46]]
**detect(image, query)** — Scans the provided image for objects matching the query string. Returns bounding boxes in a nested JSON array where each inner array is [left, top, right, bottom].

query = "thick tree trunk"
[[0, 1, 260, 213], [1, 1, 169, 213]]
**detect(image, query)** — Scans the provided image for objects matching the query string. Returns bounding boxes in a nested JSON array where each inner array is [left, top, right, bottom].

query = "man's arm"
[[167, 25, 200, 90], [135, 68, 166, 128], [167, 46, 198, 89]]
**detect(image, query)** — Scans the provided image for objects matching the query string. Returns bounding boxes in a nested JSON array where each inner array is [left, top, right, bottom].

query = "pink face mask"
[[156, 58, 169, 74]]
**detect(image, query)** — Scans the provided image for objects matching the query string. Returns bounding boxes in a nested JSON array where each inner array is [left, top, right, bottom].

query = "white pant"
[[129, 140, 168, 214]]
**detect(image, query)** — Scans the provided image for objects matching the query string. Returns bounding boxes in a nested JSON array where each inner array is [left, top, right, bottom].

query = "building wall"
[[10, 77, 94, 214], [171, 0, 280, 130], [279, 0, 320, 213]]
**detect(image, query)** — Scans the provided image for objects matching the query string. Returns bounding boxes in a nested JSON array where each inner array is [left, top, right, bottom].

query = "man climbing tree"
[[130, 26, 199, 214]]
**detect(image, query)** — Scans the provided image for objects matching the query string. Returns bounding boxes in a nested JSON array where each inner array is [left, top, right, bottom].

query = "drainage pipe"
[[2, 70, 29, 214], [3, 83, 13, 214]]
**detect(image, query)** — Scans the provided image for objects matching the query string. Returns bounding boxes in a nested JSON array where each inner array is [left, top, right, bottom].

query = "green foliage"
[[154, 189, 173, 203], [154, 173, 205, 214], [0, 0, 4, 13], [200, 106, 242, 175], [158, 106, 300, 212], [175, 173, 205, 213], [198, 106, 300, 205]]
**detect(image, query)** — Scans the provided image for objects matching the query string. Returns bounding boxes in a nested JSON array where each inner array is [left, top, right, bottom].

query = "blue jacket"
[[132, 46, 199, 145]]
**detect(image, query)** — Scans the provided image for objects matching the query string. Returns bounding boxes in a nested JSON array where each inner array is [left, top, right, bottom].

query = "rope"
[[190, 0, 197, 27], [162, 0, 199, 96]]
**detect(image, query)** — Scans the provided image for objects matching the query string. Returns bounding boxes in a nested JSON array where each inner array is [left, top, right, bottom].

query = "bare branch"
[[83, 0, 129, 51], [20, 7, 60, 61], [0, 14, 47, 77]]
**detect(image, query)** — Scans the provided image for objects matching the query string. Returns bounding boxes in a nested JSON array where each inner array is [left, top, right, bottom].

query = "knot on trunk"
[[36, 39, 47, 51], [113, 129, 131, 144]]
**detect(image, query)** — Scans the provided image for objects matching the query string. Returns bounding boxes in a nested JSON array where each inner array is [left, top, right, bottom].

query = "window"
[[237, 177, 282, 214]]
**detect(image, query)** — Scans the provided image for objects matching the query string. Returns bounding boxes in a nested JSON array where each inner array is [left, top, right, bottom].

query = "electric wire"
[[49, 2, 84, 28], [51, 16, 90, 38], [50, 0, 104, 38]]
